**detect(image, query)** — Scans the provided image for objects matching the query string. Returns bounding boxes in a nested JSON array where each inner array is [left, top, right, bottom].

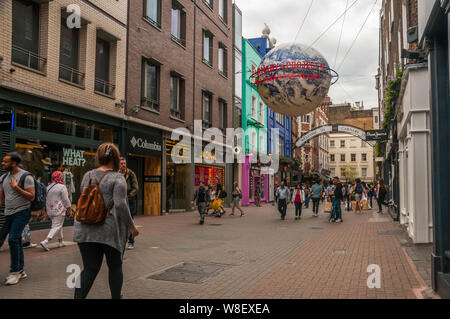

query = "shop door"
[[127, 156, 144, 215]]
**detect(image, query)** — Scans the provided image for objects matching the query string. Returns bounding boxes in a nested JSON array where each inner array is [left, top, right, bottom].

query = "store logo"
[[130, 136, 162, 152]]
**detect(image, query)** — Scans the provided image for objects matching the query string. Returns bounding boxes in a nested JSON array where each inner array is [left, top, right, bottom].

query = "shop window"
[[144, 0, 161, 28], [15, 106, 115, 143], [171, 1, 186, 46], [15, 137, 98, 224], [194, 165, 224, 187], [12, 0, 46, 72]]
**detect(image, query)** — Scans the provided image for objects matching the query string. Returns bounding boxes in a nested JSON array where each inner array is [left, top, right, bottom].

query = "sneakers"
[[230, 213, 235, 216], [335, 219, 343, 223], [58, 242, 66, 248], [5, 272, 21, 286], [329, 219, 335, 223], [40, 241, 50, 251], [199, 220, 205, 225], [240, 213, 245, 217], [127, 243, 134, 250]]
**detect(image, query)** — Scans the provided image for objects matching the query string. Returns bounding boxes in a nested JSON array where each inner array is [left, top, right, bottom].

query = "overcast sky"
[[234, 0, 382, 109]]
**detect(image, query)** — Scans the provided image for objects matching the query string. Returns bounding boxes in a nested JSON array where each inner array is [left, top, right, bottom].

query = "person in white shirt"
[[40, 171, 72, 251]]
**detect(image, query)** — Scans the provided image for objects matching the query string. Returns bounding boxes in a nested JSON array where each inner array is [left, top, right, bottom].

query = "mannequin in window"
[[62, 167, 75, 202]]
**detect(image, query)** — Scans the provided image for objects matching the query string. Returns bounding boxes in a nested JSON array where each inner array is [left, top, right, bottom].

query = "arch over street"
[[295, 124, 377, 148]]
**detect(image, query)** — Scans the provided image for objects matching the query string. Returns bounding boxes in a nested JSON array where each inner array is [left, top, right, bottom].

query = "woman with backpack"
[[73, 143, 139, 299], [376, 179, 387, 214], [40, 171, 72, 251]]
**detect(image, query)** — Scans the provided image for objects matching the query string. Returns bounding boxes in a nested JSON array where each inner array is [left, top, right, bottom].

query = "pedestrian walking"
[[376, 179, 387, 214], [40, 171, 72, 251], [368, 184, 375, 209], [310, 180, 323, 217], [0, 152, 35, 285], [291, 184, 305, 220], [303, 184, 310, 208], [351, 178, 366, 214], [192, 182, 210, 224], [329, 177, 344, 223], [73, 143, 139, 299], [273, 183, 278, 206], [215, 177, 226, 216], [255, 182, 261, 207], [230, 181, 245, 217], [119, 157, 139, 250], [275, 181, 290, 220], [346, 184, 352, 211]]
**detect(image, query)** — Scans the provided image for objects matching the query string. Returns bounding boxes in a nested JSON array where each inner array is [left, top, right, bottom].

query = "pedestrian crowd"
[[0, 142, 389, 298]]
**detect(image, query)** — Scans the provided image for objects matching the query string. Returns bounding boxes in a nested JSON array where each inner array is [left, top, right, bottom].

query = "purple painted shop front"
[[241, 155, 269, 206]]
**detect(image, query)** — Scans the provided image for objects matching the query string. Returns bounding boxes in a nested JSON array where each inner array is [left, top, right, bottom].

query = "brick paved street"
[[0, 203, 430, 299]]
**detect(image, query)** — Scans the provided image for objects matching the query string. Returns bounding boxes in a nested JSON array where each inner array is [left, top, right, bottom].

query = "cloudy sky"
[[234, 0, 382, 109]]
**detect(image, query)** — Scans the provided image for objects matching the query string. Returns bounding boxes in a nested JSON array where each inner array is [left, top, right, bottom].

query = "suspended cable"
[[337, 83, 355, 102], [305, 0, 360, 52], [293, 0, 315, 43], [336, 0, 378, 71], [333, 0, 349, 69]]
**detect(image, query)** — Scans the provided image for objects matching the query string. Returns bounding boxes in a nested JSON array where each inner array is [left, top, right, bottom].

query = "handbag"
[[324, 201, 332, 213]]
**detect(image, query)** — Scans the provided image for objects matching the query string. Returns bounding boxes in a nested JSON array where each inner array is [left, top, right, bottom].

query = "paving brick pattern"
[[0, 204, 429, 299]]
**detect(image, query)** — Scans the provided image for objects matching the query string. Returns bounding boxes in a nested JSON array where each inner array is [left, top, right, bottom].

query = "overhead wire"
[[336, 0, 378, 71], [293, 0, 315, 43], [305, 0, 360, 52], [333, 0, 350, 69]]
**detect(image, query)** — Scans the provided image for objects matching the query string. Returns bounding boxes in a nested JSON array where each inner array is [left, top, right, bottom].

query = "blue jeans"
[[331, 198, 342, 221], [6, 208, 31, 273], [305, 195, 310, 208], [128, 201, 136, 244]]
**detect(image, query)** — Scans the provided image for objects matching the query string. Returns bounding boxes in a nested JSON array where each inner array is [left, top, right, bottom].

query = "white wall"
[[418, 0, 436, 42]]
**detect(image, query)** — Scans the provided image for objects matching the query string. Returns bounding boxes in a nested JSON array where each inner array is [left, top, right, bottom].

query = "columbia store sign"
[[128, 131, 162, 156]]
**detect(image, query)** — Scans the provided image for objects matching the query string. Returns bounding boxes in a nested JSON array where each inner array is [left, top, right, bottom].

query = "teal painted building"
[[241, 38, 269, 206]]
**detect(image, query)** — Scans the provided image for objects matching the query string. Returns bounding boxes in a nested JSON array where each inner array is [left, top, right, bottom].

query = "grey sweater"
[[73, 169, 135, 256]]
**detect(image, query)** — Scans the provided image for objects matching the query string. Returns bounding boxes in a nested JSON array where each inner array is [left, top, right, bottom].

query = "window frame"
[[202, 91, 213, 128], [202, 30, 214, 66], [171, 1, 186, 47], [218, 0, 228, 24], [218, 42, 228, 77], [340, 154, 346, 162], [141, 58, 160, 112], [144, 0, 162, 28]]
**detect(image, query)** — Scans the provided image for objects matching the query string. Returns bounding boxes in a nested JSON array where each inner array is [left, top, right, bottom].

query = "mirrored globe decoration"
[[253, 43, 339, 117]]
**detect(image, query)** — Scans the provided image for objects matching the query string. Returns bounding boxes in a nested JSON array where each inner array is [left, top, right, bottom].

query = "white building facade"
[[397, 63, 433, 243]]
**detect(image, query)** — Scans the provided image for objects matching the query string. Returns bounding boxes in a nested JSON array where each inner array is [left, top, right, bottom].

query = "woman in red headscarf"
[[40, 171, 72, 251]]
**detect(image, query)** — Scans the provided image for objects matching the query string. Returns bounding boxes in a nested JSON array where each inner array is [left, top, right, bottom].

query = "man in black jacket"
[[192, 182, 210, 225], [330, 177, 344, 223]]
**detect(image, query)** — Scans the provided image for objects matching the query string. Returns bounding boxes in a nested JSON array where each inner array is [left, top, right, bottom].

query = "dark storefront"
[[126, 128, 162, 216], [0, 88, 125, 230]]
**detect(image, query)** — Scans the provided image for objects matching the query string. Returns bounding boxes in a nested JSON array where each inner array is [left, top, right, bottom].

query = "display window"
[[15, 137, 98, 224], [194, 165, 224, 188]]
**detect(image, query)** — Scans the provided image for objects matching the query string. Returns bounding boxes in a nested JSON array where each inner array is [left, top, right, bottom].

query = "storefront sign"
[[145, 176, 162, 183], [366, 130, 388, 141], [63, 148, 86, 166], [129, 130, 162, 156]]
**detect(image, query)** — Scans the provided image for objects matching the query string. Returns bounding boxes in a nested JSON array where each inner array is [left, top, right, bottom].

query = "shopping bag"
[[212, 199, 222, 211], [351, 201, 357, 211], [324, 201, 332, 213], [361, 200, 369, 211]]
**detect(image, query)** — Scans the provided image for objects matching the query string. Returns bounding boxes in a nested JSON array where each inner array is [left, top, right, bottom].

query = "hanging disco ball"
[[254, 43, 337, 117]]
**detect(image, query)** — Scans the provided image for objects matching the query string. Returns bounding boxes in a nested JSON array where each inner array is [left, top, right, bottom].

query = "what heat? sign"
[[63, 148, 86, 166]]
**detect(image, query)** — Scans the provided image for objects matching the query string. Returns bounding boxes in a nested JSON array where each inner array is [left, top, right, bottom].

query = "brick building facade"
[[126, 0, 234, 215]]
